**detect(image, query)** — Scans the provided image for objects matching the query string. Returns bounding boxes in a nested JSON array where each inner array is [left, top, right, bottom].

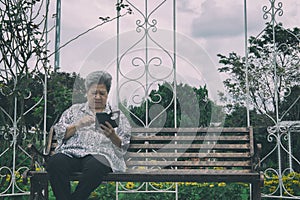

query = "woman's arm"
[[64, 124, 77, 140], [64, 115, 95, 140]]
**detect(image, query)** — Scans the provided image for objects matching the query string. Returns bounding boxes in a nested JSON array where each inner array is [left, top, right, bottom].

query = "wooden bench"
[[26, 127, 264, 200]]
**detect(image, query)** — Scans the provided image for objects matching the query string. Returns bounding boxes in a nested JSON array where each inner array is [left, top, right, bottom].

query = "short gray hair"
[[85, 71, 112, 93]]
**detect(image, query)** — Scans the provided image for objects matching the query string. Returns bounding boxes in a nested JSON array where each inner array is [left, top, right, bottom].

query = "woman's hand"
[[64, 115, 95, 140], [75, 115, 95, 129], [100, 122, 122, 148]]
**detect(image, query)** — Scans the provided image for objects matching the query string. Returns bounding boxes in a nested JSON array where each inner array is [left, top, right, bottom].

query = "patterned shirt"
[[53, 102, 131, 172]]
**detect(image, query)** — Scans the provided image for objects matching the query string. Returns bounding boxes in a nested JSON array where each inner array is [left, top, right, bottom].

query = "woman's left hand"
[[100, 122, 116, 138], [100, 122, 122, 148]]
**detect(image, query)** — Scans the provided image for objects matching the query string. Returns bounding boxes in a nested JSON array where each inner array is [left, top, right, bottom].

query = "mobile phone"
[[95, 111, 119, 129]]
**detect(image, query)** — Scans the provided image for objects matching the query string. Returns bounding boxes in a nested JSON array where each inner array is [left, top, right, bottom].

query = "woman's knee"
[[83, 155, 112, 175], [46, 153, 72, 173]]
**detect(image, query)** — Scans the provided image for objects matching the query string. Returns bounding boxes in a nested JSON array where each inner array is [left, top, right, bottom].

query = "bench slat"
[[131, 135, 250, 141], [129, 143, 250, 150], [126, 160, 251, 167], [130, 127, 250, 133], [126, 152, 251, 158], [124, 169, 253, 174], [104, 171, 261, 183]]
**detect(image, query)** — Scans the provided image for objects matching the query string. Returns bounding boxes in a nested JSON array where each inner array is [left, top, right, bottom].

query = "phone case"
[[95, 111, 120, 129]]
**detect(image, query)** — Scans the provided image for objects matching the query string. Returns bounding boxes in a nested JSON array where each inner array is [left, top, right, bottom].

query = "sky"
[[45, 0, 300, 102]]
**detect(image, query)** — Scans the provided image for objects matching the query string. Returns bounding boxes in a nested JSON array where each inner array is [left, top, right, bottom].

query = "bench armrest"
[[28, 143, 50, 160], [253, 143, 262, 170], [27, 143, 50, 169], [22, 143, 50, 182]]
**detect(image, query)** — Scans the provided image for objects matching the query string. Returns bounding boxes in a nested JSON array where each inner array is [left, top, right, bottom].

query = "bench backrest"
[[126, 127, 255, 173], [47, 127, 255, 173]]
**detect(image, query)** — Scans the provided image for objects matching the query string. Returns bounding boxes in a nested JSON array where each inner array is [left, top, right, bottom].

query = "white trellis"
[[0, 0, 50, 198], [0, 0, 299, 199], [244, 0, 300, 199]]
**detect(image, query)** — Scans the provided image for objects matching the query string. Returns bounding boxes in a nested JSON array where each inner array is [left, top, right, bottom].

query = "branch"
[[47, 10, 132, 59]]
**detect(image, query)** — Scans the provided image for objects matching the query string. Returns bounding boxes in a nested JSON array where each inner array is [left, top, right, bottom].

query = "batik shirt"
[[53, 102, 131, 172]]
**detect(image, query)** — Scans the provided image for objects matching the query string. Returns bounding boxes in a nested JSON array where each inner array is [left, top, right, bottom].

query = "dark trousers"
[[47, 153, 112, 200]]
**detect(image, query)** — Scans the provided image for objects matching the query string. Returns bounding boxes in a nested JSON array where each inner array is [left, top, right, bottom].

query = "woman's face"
[[87, 83, 108, 111]]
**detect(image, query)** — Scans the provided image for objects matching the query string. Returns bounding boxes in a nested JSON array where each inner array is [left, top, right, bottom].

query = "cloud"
[[52, 0, 299, 74], [191, 0, 245, 38], [177, 0, 203, 15]]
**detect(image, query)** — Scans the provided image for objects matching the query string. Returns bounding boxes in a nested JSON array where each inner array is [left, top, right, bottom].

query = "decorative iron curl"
[[263, 168, 281, 195], [13, 166, 30, 193], [0, 69, 17, 96], [262, 0, 283, 21], [135, 17, 158, 34], [280, 168, 299, 197], [282, 168, 296, 178], [267, 124, 288, 135], [136, 19, 146, 33], [149, 181, 175, 191], [281, 86, 292, 98], [266, 132, 277, 143], [148, 56, 162, 67], [278, 125, 288, 134], [127, 0, 166, 33], [148, 19, 158, 32], [132, 56, 146, 67], [3, 127, 18, 141], [277, 43, 290, 54], [0, 166, 13, 194], [120, 80, 147, 105], [117, 181, 146, 192], [267, 125, 277, 134]]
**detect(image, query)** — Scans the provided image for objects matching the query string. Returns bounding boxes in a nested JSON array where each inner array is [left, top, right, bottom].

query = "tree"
[[128, 82, 223, 128], [32, 71, 86, 130], [0, 1, 50, 193], [0, 0, 49, 128], [218, 23, 300, 123], [280, 85, 300, 121]]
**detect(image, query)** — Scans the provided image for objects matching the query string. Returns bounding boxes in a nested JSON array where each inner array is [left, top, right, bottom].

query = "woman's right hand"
[[75, 115, 95, 129], [64, 115, 95, 140]]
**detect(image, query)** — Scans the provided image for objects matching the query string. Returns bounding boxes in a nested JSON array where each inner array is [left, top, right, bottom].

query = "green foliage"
[[128, 82, 222, 128], [47, 181, 250, 200], [32, 72, 86, 130], [262, 172, 300, 197], [280, 85, 300, 121], [0, 0, 50, 161], [115, 0, 132, 14], [217, 23, 300, 120], [0, 0, 48, 76], [0, 71, 85, 130]]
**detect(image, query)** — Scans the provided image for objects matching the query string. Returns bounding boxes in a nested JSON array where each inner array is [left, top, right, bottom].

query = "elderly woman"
[[47, 71, 131, 200]]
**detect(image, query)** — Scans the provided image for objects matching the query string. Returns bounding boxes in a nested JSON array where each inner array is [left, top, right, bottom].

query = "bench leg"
[[251, 183, 261, 200], [30, 173, 49, 200]]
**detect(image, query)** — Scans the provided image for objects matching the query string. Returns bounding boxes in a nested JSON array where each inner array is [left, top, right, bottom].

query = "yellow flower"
[[125, 182, 135, 189], [109, 181, 115, 186], [209, 184, 214, 188], [14, 171, 21, 178], [90, 191, 98, 197], [6, 174, 11, 182], [137, 166, 146, 170], [151, 182, 163, 189], [218, 182, 226, 187], [185, 182, 191, 186]]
